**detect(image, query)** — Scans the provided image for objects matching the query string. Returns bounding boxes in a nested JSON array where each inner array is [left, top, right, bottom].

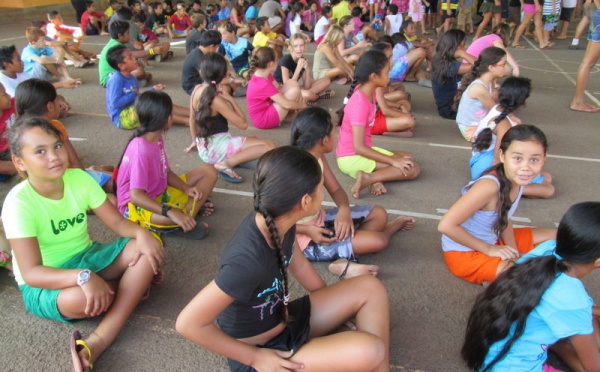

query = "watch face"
[[78, 270, 91, 285]]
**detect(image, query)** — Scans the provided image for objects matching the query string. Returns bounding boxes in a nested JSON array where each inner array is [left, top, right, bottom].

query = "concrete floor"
[[0, 10, 599, 372]]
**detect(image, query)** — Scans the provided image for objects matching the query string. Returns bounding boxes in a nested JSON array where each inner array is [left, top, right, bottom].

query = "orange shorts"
[[443, 227, 534, 284], [371, 110, 387, 135]]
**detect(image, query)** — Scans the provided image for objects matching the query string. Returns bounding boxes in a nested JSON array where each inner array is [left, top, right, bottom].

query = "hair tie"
[[552, 250, 563, 260], [210, 81, 217, 85], [474, 60, 481, 68]]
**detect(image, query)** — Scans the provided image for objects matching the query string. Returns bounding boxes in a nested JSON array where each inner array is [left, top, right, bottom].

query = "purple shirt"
[[116, 136, 170, 214]]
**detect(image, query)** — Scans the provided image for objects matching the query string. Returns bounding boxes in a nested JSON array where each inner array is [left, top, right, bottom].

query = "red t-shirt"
[[81, 11, 104, 33]]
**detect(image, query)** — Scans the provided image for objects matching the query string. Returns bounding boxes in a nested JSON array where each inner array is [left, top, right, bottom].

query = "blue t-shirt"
[[245, 5, 259, 22], [21, 45, 54, 74], [218, 7, 231, 20], [483, 241, 594, 371], [218, 37, 254, 73], [105, 71, 138, 127]]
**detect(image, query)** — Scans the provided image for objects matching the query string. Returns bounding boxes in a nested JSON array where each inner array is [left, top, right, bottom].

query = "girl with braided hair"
[[462, 202, 600, 371], [438, 125, 556, 284], [336, 50, 420, 199], [177, 146, 391, 372], [470, 77, 555, 199], [189, 52, 274, 183], [115, 90, 217, 241]]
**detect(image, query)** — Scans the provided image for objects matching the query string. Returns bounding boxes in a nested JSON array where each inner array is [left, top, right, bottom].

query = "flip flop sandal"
[[199, 200, 215, 217], [318, 89, 335, 100], [218, 168, 243, 183], [70, 330, 94, 372], [173, 222, 209, 240]]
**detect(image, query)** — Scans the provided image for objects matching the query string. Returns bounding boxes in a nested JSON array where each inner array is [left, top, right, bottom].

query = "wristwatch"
[[77, 269, 91, 286], [161, 204, 172, 217]]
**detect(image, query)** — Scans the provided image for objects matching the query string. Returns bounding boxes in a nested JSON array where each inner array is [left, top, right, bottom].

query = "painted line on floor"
[[69, 137, 88, 141], [524, 37, 600, 106]]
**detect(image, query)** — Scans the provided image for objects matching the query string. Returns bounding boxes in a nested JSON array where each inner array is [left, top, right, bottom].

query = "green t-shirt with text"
[[2, 169, 107, 286]]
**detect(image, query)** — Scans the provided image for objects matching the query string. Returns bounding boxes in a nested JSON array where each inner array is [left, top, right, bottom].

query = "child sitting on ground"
[[185, 13, 207, 54], [252, 17, 286, 59], [116, 90, 217, 241], [81, 0, 109, 36], [0, 45, 78, 118], [167, 2, 192, 38], [438, 125, 556, 284], [2, 116, 165, 372], [246, 47, 306, 129], [15, 78, 117, 202], [45, 11, 97, 61], [291, 107, 415, 278], [145, 2, 168, 36], [106, 45, 190, 129], [190, 53, 274, 183], [99, 20, 153, 87], [21, 27, 77, 86], [336, 51, 420, 198], [470, 77, 555, 199]]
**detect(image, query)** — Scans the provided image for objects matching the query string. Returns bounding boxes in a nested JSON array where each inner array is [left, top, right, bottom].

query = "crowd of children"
[[0, 0, 599, 370]]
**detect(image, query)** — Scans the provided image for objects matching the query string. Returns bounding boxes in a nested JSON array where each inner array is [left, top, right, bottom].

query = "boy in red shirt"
[[167, 2, 192, 38], [81, 0, 109, 36]]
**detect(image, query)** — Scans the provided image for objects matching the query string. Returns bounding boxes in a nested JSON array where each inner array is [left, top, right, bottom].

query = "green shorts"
[[118, 105, 140, 130], [19, 238, 130, 323], [336, 147, 393, 179]]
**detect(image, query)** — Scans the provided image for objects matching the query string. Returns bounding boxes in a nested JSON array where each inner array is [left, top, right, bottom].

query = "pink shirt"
[[246, 74, 280, 129], [352, 16, 363, 34], [336, 88, 375, 158], [116, 136, 170, 214], [466, 34, 502, 59]]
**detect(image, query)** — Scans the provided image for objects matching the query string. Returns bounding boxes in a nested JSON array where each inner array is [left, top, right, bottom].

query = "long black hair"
[[15, 78, 57, 117], [116, 90, 173, 172], [290, 106, 333, 150], [462, 202, 600, 371], [487, 125, 548, 236], [453, 46, 506, 111], [431, 29, 466, 84], [473, 77, 532, 153], [193, 52, 228, 148], [337, 50, 389, 126], [253, 146, 322, 321]]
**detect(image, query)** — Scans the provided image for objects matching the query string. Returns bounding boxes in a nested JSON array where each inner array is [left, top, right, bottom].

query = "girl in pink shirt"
[[245, 47, 306, 129], [336, 51, 420, 199]]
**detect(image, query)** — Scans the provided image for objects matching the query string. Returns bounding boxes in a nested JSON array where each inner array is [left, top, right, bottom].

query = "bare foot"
[[351, 170, 367, 199], [390, 215, 416, 232], [328, 258, 379, 278], [570, 102, 600, 113], [369, 182, 387, 196]]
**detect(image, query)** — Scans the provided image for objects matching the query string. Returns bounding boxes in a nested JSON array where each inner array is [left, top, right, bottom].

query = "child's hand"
[[80, 273, 115, 316], [488, 245, 520, 260], [334, 208, 355, 241], [184, 141, 197, 153], [169, 209, 197, 232], [153, 83, 166, 91], [185, 185, 202, 201], [390, 157, 415, 176], [251, 348, 305, 371], [129, 229, 166, 274], [306, 225, 336, 245]]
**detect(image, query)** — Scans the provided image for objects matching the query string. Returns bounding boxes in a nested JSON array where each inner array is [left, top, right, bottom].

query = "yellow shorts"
[[119, 105, 140, 130], [124, 175, 190, 229], [336, 147, 393, 179]]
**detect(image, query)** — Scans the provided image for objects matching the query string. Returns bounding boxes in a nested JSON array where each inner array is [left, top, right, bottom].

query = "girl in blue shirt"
[[463, 201, 600, 371]]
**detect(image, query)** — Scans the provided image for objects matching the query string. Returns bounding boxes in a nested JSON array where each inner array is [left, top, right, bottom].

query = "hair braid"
[[336, 78, 359, 126]]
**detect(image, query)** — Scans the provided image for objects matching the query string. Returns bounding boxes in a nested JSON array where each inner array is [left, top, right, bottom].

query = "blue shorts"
[[29, 63, 53, 80], [589, 9, 600, 42], [390, 55, 409, 83], [302, 205, 374, 262], [85, 169, 111, 187], [19, 238, 130, 323], [470, 150, 544, 184]]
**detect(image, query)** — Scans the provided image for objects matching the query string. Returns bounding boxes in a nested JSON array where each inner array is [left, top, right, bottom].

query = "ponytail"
[[193, 53, 228, 148], [248, 46, 276, 79]]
